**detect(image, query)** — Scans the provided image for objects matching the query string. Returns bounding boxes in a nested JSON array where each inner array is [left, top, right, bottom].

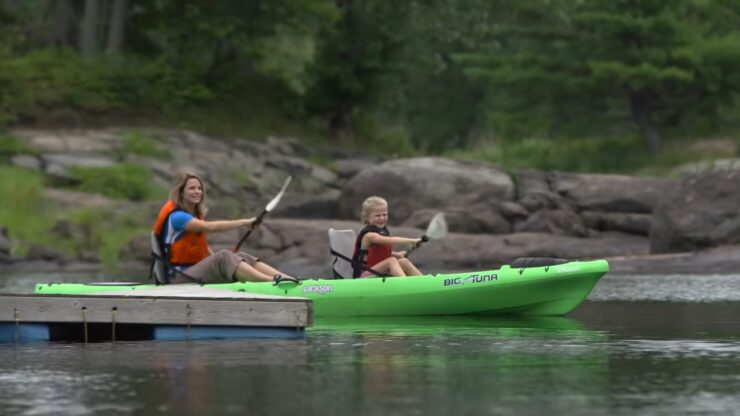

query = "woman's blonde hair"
[[169, 171, 208, 218], [361, 196, 388, 224]]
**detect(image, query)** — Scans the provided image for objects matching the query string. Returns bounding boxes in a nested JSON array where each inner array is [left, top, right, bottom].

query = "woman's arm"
[[184, 217, 256, 233]]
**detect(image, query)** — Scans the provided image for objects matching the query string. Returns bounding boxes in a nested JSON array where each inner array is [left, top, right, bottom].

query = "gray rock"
[[338, 157, 515, 224], [582, 211, 652, 236], [651, 169, 740, 253], [25, 244, 69, 263], [550, 172, 677, 213], [0, 226, 11, 263], [403, 207, 511, 235], [11, 155, 42, 170]]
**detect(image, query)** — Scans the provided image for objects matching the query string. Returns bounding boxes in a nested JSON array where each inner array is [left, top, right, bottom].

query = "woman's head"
[[361, 196, 389, 226], [169, 171, 208, 217]]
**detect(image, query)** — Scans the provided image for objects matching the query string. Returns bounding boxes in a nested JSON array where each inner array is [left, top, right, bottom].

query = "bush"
[[0, 165, 55, 255], [119, 131, 170, 160], [0, 133, 35, 162], [66, 164, 156, 201]]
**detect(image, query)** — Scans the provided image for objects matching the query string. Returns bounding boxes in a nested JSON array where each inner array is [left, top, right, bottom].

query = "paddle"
[[405, 212, 448, 257], [233, 176, 292, 252]]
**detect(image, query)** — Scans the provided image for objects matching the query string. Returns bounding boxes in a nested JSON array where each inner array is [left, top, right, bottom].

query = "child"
[[352, 196, 422, 277]]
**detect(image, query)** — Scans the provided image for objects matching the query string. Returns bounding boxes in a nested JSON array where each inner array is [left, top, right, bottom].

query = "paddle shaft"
[[233, 209, 266, 252], [405, 235, 429, 257]]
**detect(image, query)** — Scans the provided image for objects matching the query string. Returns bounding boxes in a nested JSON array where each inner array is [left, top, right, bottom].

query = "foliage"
[[447, 134, 735, 175], [65, 208, 149, 269], [66, 164, 158, 201], [0, 133, 35, 161], [0, 165, 54, 255], [119, 130, 170, 160], [1, 0, 740, 163], [455, 0, 740, 152]]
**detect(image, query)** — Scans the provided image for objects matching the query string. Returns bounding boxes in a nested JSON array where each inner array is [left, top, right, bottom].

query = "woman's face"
[[367, 205, 388, 228], [182, 178, 203, 206]]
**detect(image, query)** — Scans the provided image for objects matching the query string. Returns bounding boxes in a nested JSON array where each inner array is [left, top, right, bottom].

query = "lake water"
[[1, 272, 739, 415]]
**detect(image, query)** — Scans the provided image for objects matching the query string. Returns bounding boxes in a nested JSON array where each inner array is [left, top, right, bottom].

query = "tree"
[[458, 0, 740, 153], [106, 0, 128, 52], [79, 0, 100, 56], [306, 0, 412, 142]]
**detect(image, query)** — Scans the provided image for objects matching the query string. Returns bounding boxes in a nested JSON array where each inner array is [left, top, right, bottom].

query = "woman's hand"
[[243, 217, 257, 229]]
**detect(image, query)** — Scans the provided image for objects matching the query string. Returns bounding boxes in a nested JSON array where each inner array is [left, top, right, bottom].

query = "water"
[[1, 272, 739, 415]]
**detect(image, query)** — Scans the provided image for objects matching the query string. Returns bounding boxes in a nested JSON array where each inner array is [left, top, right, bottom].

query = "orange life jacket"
[[153, 200, 209, 266]]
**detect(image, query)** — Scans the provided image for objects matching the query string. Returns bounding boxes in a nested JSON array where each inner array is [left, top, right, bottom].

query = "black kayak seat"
[[511, 257, 568, 269]]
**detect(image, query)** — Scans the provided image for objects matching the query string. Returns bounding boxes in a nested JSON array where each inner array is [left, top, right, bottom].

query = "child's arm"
[[363, 233, 421, 248]]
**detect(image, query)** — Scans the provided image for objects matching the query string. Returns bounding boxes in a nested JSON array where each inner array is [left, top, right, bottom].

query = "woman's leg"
[[233, 261, 275, 282], [361, 257, 405, 277], [398, 258, 422, 276]]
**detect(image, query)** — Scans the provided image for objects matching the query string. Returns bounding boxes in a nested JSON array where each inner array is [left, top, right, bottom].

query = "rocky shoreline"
[[2, 128, 739, 277]]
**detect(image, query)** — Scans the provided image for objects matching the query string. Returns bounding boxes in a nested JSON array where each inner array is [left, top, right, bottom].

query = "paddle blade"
[[425, 212, 448, 240], [265, 176, 292, 212]]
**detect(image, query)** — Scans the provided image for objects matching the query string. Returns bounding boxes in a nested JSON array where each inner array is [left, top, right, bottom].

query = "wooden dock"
[[0, 286, 312, 343]]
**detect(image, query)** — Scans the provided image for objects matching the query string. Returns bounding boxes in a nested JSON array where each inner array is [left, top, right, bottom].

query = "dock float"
[[0, 285, 312, 343]]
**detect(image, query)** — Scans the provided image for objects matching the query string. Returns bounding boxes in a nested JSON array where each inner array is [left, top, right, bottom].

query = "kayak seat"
[[150, 231, 168, 284], [328, 228, 357, 279], [511, 257, 568, 269]]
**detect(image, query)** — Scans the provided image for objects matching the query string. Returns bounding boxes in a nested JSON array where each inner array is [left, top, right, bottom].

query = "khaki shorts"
[[170, 249, 259, 283]]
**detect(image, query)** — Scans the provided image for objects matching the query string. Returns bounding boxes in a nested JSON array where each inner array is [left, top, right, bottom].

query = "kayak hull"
[[33, 260, 608, 317]]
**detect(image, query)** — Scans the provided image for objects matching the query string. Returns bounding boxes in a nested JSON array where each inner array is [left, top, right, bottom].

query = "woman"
[[352, 196, 422, 277], [153, 172, 292, 283]]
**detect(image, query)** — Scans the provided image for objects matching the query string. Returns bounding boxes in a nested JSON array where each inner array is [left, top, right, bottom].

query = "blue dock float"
[[0, 286, 312, 343]]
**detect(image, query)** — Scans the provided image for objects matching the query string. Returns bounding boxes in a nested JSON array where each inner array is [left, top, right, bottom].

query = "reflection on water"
[[1, 273, 740, 415]]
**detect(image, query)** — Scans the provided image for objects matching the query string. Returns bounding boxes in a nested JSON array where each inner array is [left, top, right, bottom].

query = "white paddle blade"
[[265, 176, 292, 212], [425, 212, 448, 239]]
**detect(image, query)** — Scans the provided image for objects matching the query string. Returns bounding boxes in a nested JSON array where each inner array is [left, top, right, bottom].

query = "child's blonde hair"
[[361, 196, 388, 224]]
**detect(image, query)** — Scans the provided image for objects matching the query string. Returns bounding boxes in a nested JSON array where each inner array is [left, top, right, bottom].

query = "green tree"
[[459, 0, 740, 153]]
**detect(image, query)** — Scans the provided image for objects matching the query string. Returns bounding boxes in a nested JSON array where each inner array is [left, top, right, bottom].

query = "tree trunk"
[[629, 93, 661, 154], [329, 107, 353, 142], [49, 0, 77, 47], [79, 0, 100, 56], [106, 0, 127, 52]]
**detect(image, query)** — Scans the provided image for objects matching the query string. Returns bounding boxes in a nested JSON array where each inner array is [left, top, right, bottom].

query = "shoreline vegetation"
[[1, 2, 740, 276], [1, 128, 739, 277]]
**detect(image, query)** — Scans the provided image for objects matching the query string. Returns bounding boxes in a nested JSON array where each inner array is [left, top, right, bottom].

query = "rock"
[[333, 158, 375, 180], [403, 207, 511, 235], [274, 190, 340, 219], [608, 244, 740, 274], [514, 208, 589, 237], [25, 244, 69, 263], [11, 155, 42, 170], [0, 226, 12, 263], [581, 211, 652, 236], [672, 158, 740, 176], [651, 169, 740, 253], [337, 157, 515, 224], [515, 169, 550, 199], [550, 172, 677, 213]]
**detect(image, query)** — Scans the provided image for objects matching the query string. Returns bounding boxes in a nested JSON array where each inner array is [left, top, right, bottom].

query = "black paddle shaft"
[[233, 209, 266, 252]]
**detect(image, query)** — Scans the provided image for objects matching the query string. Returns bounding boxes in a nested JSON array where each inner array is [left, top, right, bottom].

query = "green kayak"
[[33, 259, 608, 317]]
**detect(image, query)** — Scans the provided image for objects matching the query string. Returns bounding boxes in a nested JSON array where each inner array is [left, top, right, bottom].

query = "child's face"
[[367, 205, 389, 227]]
